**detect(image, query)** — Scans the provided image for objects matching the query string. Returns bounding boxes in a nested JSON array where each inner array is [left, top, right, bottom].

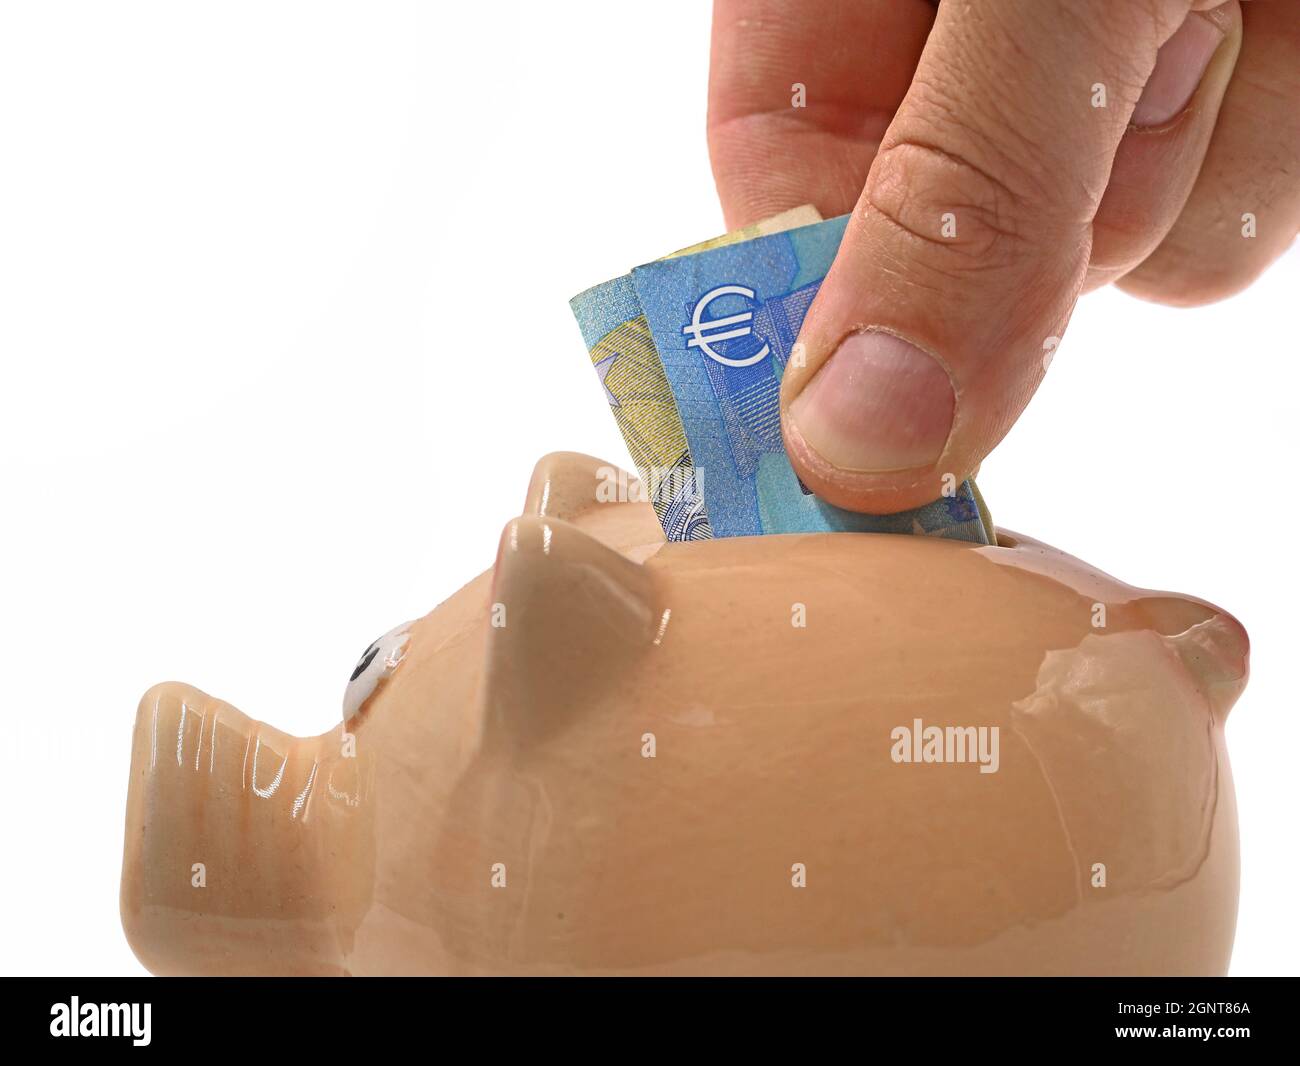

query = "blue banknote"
[[571, 272, 713, 541], [569, 206, 826, 542], [629, 215, 990, 542]]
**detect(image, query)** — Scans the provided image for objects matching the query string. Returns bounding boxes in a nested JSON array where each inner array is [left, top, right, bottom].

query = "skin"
[[708, 0, 1300, 514]]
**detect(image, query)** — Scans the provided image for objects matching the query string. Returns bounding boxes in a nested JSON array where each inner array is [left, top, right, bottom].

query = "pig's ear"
[[1139, 595, 1250, 723], [480, 514, 661, 749], [523, 452, 664, 552]]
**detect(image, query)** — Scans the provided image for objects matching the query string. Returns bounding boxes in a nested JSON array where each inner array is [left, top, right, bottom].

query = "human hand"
[[708, 0, 1298, 512]]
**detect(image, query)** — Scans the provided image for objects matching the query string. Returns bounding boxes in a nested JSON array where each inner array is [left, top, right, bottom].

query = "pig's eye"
[[343, 622, 412, 720]]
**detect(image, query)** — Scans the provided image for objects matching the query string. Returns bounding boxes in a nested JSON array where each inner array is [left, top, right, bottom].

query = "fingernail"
[[1131, 10, 1226, 128], [788, 330, 954, 473]]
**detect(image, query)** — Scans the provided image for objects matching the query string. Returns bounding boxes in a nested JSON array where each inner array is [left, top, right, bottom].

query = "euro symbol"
[[681, 284, 771, 368]]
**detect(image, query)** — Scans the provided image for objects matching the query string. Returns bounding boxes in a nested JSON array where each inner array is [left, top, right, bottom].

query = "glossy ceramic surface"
[[121, 451, 1248, 975]]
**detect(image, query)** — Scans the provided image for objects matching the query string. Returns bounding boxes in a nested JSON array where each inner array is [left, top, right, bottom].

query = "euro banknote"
[[571, 212, 993, 544], [570, 207, 822, 541]]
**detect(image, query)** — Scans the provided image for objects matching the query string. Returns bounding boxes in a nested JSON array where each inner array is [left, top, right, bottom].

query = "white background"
[[0, 1, 1295, 976]]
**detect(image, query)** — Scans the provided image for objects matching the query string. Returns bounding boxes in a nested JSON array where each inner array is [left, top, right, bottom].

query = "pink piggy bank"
[[120, 452, 1248, 975]]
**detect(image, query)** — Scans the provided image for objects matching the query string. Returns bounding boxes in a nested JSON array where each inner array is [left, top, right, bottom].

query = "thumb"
[[781, 0, 1222, 513]]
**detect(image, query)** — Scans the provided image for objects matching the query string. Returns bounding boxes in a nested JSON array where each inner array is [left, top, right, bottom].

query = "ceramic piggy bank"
[[121, 452, 1248, 976]]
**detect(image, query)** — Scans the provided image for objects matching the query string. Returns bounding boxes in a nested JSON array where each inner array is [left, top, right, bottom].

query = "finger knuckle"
[[862, 138, 1038, 270], [1124, 252, 1266, 307]]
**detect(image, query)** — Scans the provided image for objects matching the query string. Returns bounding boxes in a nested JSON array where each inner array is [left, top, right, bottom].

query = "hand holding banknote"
[[572, 210, 995, 544], [708, 0, 1298, 515]]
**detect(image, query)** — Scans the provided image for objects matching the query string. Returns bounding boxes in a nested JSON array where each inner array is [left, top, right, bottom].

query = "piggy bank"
[[120, 452, 1248, 975]]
